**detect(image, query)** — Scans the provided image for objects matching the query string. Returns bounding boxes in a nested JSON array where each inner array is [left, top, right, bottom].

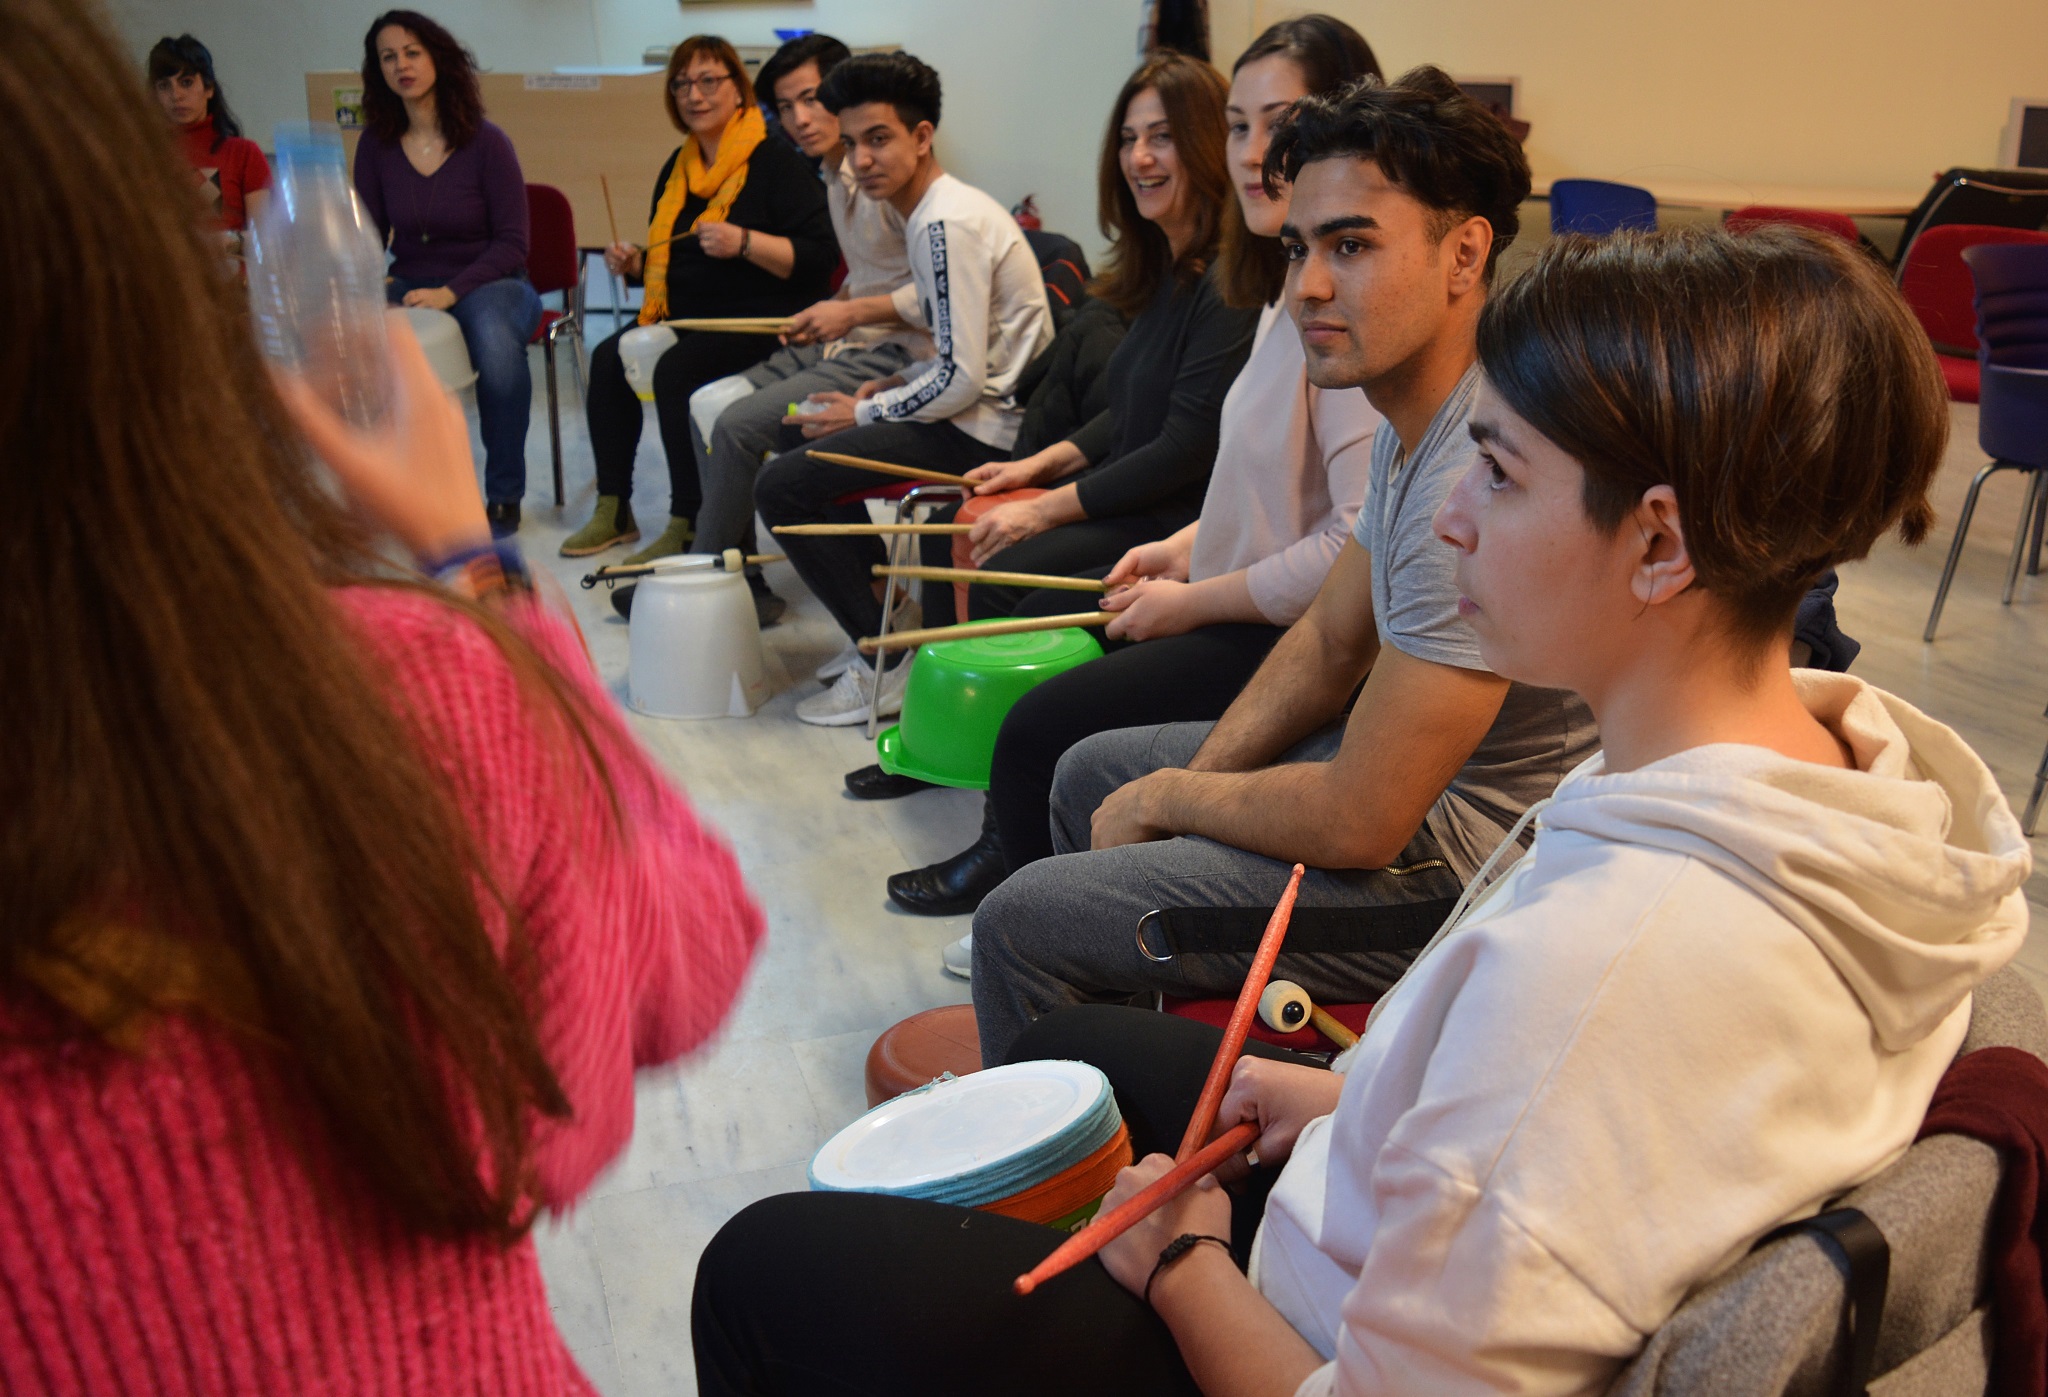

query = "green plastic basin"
[[876, 627, 1104, 789]]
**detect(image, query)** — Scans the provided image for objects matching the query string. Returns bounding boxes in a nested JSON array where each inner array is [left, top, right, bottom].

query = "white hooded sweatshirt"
[[1252, 673, 2031, 1397]]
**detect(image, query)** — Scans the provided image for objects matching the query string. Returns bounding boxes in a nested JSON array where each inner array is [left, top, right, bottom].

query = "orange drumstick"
[[1013, 1121, 1257, 1296], [1174, 863, 1305, 1162]]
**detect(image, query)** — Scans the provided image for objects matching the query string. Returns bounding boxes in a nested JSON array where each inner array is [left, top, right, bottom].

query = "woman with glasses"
[[563, 35, 838, 564], [353, 10, 541, 538]]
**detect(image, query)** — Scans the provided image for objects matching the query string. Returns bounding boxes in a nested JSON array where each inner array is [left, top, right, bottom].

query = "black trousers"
[[916, 512, 1198, 629], [691, 1007, 1321, 1397], [986, 621, 1284, 869], [587, 328, 777, 517], [755, 421, 1007, 647]]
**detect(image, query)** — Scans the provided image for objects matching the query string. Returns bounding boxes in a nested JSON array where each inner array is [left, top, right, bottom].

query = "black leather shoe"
[[611, 583, 635, 620], [486, 500, 520, 538], [887, 833, 1008, 916], [845, 763, 935, 800]]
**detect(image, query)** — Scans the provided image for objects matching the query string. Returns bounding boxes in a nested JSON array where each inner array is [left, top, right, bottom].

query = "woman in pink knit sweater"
[[0, 2, 764, 1390]]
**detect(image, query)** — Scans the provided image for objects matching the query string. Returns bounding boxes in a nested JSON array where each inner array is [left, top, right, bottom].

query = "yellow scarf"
[[640, 104, 768, 324]]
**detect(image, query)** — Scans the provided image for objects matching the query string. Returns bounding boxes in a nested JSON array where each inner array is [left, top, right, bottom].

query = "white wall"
[[103, 0, 1145, 260], [1214, 0, 2048, 194]]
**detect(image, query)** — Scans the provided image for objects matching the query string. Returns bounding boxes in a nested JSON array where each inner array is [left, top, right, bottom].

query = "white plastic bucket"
[[619, 325, 677, 403], [627, 566, 769, 719], [400, 305, 476, 392]]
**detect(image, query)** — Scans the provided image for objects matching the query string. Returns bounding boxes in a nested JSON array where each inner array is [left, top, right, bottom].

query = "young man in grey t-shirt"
[[970, 70, 1596, 1065]]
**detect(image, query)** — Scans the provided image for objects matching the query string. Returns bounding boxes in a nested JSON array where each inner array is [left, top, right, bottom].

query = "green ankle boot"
[[624, 517, 694, 566], [559, 495, 639, 557]]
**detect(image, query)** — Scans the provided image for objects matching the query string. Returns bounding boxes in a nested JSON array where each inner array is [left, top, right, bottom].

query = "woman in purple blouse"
[[354, 10, 540, 537]]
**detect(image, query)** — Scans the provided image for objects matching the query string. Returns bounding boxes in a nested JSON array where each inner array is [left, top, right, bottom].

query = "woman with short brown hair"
[[693, 224, 2027, 1397], [563, 34, 838, 563], [0, 0, 762, 1387]]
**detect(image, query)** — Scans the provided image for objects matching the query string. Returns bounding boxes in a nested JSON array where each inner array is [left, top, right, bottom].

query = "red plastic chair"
[[1725, 205, 1859, 242], [1898, 224, 2048, 403], [525, 184, 583, 507]]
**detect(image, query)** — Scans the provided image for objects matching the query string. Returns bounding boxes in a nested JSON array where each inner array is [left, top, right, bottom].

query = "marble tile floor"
[[465, 352, 2045, 1396]]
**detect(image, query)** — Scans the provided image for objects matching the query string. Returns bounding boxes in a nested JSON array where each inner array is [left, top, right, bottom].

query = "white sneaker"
[[941, 932, 972, 981], [815, 597, 920, 682], [815, 641, 860, 683], [795, 654, 910, 727]]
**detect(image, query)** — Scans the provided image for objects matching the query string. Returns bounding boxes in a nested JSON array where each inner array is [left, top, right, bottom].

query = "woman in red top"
[[6, 2, 765, 1391], [148, 34, 270, 245]]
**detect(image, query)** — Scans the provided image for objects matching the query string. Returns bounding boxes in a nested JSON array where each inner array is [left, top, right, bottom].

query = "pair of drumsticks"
[[1013, 864, 1308, 1295]]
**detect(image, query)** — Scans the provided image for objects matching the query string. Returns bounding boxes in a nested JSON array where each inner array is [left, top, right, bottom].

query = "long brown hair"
[[2, 0, 587, 1241], [1215, 15, 1382, 307], [664, 35, 755, 135], [1480, 226, 1947, 646], [1092, 51, 1232, 316], [361, 10, 485, 147]]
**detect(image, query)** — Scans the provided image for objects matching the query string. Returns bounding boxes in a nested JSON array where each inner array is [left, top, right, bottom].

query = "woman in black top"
[[924, 50, 1258, 624], [563, 35, 836, 562]]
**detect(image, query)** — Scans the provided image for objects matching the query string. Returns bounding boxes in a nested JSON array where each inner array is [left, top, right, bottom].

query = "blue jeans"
[[387, 276, 542, 504]]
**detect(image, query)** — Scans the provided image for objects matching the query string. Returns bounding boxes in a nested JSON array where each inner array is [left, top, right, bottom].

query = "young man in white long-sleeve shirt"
[[755, 50, 1054, 726]]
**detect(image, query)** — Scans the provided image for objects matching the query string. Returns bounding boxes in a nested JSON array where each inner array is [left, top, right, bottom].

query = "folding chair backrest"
[[524, 183, 580, 299], [1894, 168, 2048, 275], [1608, 966, 2047, 1397]]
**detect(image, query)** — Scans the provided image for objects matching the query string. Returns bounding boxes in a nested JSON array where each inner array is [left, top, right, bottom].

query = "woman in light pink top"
[[884, 17, 1386, 926]]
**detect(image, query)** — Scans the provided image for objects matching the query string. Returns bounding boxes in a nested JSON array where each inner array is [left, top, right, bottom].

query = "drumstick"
[[1013, 1121, 1258, 1296], [1176, 864, 1306, 1162], [600, 173, 621, 247], [858, 612, 1111, 654], [805, 450, 977, 489], [642, 229, 700, 253], [772, 522, 973, 537], [1309, 1006, 1360, 1052], [660, 316, 788, 333], [872, 564, 1107, 593]]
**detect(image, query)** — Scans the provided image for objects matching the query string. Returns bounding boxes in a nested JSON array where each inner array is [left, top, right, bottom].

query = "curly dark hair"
[[360, 10, 484, 148], [146, 35, 242, 151], [1265, 65, 1529, 282]]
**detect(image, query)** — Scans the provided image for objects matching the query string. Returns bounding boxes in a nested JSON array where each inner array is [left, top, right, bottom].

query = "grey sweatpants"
[[970, 721, 1468, 1065], [688, 340, 916, 554]]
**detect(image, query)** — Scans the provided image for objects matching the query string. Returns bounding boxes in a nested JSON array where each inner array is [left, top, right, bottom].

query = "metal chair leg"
[[1925, 460, 2018, 640], [2023, 733, 2048, 837], [2002, 471, 2044, 605], [542, 336, 564, 509], [2029, 474, 2048, 576], [864, 484, 966, 741]]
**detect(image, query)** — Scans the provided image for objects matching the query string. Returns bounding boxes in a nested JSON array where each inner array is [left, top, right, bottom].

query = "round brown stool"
[[864, 1003, 983, 1106]]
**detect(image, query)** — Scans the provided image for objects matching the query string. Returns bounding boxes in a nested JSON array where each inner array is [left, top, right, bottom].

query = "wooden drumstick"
[[600, 173, 621, 248], [1176, 864, 1306, 1161], [872, 564, 1107, 593], [858, 612, 1110, 654], [805, 450, 977, 488], [1013, 1122, 1257, 1296], [578, 549, 783, 588], [773, 523, 973, 537], [659, 316, 785, 333], [1310, 1006, 1360, 1052]]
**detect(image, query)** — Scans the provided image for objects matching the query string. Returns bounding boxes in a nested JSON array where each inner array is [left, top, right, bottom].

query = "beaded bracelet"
[[421, 539, 533, 603], [1143, 1232, 1232, 1307]]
